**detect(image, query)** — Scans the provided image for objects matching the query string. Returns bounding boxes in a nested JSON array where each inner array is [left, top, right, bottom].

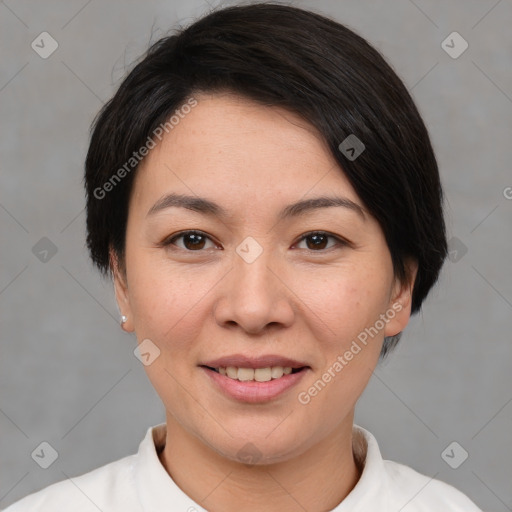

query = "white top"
[[3, 423, 482, 511]]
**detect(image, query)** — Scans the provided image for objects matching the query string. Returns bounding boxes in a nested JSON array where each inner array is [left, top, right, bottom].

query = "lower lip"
[[201, 366, 309, 403]]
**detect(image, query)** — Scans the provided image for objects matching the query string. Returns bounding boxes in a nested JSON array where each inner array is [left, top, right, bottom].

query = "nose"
[[213, 246, 295, 335]]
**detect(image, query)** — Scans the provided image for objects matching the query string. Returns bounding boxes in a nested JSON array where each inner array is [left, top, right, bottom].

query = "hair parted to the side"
[[84, 2, 448, 359]]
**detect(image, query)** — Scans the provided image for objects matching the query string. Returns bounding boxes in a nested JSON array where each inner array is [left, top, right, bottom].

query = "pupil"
[[185, 233, 205, 250], [308, 234, 327, 250]]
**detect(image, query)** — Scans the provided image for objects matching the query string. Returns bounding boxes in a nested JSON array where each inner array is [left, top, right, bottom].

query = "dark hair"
[[84, 2, 447, 358]]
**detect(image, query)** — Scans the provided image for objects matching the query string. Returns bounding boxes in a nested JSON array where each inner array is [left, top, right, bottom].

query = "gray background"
[[1, 0, 511, 510]]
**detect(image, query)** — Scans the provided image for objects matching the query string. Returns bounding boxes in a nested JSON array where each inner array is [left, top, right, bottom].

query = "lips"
[[199, 354, 311, 402], [201, 354, 309, 370]]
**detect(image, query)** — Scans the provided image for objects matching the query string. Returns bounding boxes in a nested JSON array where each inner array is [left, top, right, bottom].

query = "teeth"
[[271, 366, 284, 379], [238, 367, 254, 381], [255, 368, 272, 381], [226, 366, 238, 379], [215, 366, 296, 381]]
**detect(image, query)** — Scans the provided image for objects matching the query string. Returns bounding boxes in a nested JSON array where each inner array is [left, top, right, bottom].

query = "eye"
[[294, 231, 346, 251], [161, 230, 347, 253], [162, 230, 218, 251]]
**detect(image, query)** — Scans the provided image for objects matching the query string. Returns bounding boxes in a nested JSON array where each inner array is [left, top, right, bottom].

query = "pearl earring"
[[121, 315, 128, 325]]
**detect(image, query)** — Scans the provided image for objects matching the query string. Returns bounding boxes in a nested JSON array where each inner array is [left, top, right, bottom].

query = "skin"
[[113, 92, 418, 512]]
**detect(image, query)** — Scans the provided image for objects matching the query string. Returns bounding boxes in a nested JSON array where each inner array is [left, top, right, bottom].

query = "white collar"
[[133, 422, 385, 511]]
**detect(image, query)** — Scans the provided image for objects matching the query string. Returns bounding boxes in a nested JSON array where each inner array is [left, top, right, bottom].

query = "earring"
[[121, 315, 128, 325]]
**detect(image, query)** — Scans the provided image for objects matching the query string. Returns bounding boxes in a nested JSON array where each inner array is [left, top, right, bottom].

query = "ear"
[[384, 258, 419, 338], [110, 247, 134, 333]]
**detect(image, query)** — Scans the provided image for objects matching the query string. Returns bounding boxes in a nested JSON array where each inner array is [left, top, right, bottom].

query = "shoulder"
[[383, 459, 483, 511], [351, 425, 483, 511], [2, 454, 139, 512]]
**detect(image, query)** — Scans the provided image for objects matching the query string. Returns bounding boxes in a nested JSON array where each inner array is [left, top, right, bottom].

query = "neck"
[[158, 412, 363, 512]]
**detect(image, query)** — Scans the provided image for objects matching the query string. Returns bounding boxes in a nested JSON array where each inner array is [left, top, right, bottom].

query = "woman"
[[5, 3, 483, 511]]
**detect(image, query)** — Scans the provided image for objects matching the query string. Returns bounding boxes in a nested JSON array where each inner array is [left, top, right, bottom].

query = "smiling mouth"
[[202, 365, 307, 382]]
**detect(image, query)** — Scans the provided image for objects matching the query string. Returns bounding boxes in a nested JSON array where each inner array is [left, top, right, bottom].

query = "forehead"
[[130, 93, 362, 215]]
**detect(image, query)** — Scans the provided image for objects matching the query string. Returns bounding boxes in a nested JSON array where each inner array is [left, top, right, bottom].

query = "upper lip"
[[201, 354, 309, 369]]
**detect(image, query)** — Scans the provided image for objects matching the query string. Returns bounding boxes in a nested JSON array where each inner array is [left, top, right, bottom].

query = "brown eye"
[[164, 231, 216, 251], [295, 231, 345, 251]]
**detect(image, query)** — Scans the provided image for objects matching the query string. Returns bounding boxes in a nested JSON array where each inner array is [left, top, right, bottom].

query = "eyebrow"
[[147, 193, 366, 222]]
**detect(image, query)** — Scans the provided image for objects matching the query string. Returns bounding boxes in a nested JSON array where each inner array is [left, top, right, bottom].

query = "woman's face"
[[114, 92, 416, 463]]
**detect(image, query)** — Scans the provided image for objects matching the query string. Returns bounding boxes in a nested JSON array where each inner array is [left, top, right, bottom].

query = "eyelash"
[[161, 230, 348, 253]]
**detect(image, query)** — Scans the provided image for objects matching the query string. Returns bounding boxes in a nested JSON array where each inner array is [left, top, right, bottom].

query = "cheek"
[[126, 263, 211, 402], [305, 269, 389, 405], [126, 252, 220, 356], [296, 284, 383, 428], [295, 264, 391, 346]]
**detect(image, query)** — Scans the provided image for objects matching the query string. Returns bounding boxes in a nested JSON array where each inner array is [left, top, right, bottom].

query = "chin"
[[196, 419, 315, 466]]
